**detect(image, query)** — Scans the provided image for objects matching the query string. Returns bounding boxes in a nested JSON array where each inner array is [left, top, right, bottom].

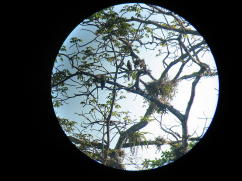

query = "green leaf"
[[70, 37, 82, 43], [131, 72, 137, 80], [119, 95, 126, 99], [111, 111, 117, 116], [114, 104, 121, 109], [53, 100, 63, 107], [60, 45, 67, 52], [107, 57, 115, 62]]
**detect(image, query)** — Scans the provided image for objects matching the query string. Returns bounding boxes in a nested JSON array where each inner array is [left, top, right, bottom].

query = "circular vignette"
[[51, 3, 219, 171]]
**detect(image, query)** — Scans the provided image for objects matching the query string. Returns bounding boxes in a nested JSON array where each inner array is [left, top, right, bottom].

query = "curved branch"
[[68, 136, 107, 149], [122, 137, 200, 148], [159, 40, 206, 81], [180, 68, 204, 148], [184, 72, 203, 121], [128, 17, 200, 36]]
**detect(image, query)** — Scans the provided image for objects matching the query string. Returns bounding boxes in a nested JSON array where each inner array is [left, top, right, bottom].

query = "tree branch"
[[68, 136, 200, 149], [129, 17, 200, 36]]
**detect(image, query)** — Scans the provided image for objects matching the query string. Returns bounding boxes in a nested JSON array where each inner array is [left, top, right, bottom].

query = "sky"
[[52, 3, 219, 171]]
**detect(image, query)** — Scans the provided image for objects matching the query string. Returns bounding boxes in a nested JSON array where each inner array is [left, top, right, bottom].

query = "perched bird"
[[139, 59, 147, 72], [127, 60, 132, 71], [134, 59, 140, 68], [127, 60, 132, 80], [100, 75, 106, 90], [95, 74, 106, 90]]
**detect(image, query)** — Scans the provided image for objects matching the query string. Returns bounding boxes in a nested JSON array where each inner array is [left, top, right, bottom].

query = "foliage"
[[57, 117, 76, 133], [126, 131, 150, 154], [51, 3, 217, 170], [142, 140, 199, 169]]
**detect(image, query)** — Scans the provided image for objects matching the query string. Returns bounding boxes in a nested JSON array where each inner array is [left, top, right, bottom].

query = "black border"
[[18, 0, 234, 178]]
